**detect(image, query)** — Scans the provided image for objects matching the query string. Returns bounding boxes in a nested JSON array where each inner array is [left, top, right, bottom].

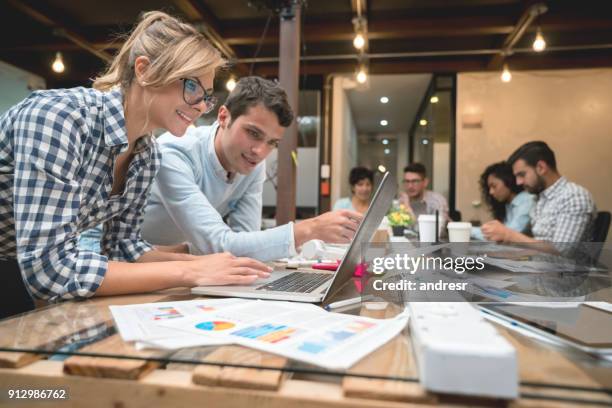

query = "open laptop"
[[191, 171, 397, 304]]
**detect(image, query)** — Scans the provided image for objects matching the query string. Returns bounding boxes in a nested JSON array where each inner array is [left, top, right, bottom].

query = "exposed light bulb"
[[353, 33, 365, 50], [380, 119, 388, 126], [419, 119, 427, 126], [533, 28, 546, 52], [382, 138, 389, 145], [377, 165, 386, 173], [226, 77, 237, 92], [501, 64, 512, 83], [356, 67, 367, 84], [52, 52, 65, 73], [384, 148, 391, 155], [430, 95, 439, 104], [380, 96, 389, 104]]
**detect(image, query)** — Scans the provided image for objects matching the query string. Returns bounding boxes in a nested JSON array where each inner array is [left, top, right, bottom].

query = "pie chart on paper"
[[195, 321, 235, 331]]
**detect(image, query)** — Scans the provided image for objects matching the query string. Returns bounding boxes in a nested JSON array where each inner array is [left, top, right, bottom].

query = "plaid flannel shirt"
[[0, 87, 160, 301], [531, 177, 596, 243]]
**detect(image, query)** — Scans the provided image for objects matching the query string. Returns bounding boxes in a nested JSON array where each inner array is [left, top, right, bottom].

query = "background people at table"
[[482, 141, 595, 244], [473, 161, 535, 241], [333, 166, 374, 215], [398, 163, 449, 228], [140, 77, 362, 262], [0, 11, 271, 319]]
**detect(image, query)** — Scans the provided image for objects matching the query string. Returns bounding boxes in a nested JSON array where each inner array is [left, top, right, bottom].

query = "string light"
[[419, 119, 427, 126], [353, 33, 365, 50], [501, 63, 512, 83], [356, 66, 368, 84], [533, 27, 546, 52], [380, 119, 388, 126], [430, 95, 439, 104], [380, 96, 389, 104], [52, 52, 64, 73], [382, 138, 389, 145], [377, 165, 387, 173], [226, 77, 237, 92]]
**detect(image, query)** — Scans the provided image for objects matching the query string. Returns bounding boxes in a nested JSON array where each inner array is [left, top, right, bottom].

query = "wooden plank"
[[0, 289, 190, 369], [0, 360, 420, 408], [63, 334, 162, 380], [0, 304, 111, 369], [6, 0, 112, 61], [513, 385, 612, 408], [343, 335, 436, 404], [0, 351, 42, 369], [343, 303, 436, 403], [193, 346, 288, 391], [499, 327, 605, 389]]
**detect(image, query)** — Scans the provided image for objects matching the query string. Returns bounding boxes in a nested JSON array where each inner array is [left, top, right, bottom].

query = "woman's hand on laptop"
[[182, 252, 272, 286], [294, 210, 363, 246]]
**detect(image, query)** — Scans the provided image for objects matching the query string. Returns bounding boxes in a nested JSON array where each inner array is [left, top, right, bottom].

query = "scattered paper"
[[157, 299, 409, 370], [109, 298, 247, 342]]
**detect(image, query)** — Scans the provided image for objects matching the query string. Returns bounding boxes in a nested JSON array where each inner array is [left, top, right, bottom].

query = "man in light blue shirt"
[[141, 77, 362, 261]]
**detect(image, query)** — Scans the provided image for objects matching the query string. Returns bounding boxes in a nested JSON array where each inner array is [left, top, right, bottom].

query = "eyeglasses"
[[403, 179, 423, 184], [181, 78, 218, 114]]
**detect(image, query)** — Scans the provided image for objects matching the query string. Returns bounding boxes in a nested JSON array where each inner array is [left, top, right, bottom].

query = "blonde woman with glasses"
[[0, 11, 271, 319]]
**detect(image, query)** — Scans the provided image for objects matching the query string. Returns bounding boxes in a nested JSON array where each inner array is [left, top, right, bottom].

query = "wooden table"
[[1, 286, 611, 408]]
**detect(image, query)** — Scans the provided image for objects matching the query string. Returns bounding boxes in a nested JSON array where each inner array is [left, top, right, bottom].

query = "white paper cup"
[[447, 222, 472, 242], [418, 214, 437, 242]]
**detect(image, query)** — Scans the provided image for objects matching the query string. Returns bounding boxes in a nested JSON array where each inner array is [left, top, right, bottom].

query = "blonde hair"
[[93, 11, 225, 91]]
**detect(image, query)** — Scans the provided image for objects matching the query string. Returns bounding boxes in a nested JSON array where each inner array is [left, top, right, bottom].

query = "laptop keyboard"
[[255, 272, 333, 293]]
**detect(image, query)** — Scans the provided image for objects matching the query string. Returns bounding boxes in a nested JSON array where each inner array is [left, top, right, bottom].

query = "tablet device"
[[479, 303, 612, 355]]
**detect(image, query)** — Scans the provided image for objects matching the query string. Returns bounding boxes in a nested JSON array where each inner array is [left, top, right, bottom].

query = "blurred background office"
[[1, 0, 611, 241]]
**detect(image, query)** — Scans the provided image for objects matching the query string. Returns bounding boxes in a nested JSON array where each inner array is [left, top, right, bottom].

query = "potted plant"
[[387, 204, 414, 237]]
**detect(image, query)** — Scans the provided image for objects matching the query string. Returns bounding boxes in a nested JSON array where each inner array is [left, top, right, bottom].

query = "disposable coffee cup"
[[418, 214, 437, 242], [447, 222, 472, 242]]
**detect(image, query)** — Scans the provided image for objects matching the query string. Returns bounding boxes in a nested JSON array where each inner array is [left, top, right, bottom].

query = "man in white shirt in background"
[[141, 77, 362, 261], [398, 162, 449, 228]]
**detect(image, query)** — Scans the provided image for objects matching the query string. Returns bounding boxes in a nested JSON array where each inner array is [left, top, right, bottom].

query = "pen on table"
[[286, 259, 338, 268], [324, 296, 363, 311]]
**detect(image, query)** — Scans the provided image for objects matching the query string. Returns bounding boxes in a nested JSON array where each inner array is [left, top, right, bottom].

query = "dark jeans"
[[0, 259, 35, 319]]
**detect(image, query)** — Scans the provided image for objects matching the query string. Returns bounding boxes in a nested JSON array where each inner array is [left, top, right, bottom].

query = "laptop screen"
[[322, 172, 397, 304]]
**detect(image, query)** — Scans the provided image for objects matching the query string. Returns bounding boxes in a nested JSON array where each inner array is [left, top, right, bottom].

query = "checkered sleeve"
[[101, 151, 156, 262], [552, 188, 595, 243], [12, 98, 109, 301]]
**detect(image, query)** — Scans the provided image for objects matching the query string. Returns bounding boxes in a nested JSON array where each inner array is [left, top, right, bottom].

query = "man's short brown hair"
[[223, 76, 294, 127]]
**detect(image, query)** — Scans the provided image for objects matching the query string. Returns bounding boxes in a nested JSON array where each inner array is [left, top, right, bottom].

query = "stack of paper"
[[109, 298, 409, 370]]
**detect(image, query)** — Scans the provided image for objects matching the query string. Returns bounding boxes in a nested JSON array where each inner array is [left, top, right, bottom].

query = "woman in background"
[[472, 161, 535, 240], [333, 166, 374, 214]]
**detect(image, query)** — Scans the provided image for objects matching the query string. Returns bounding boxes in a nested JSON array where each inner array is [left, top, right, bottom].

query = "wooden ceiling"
[[2, 0, 612, 88]]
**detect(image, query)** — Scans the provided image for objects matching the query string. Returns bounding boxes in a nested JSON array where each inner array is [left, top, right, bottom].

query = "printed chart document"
[[158, 300, 409, 370], [110, 298, 248, 342]]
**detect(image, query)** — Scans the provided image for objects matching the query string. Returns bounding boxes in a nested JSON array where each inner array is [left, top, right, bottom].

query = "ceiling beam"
[[249, 50, 612, 77], [8, 15, 611, 52], [172, 0, 238, 62], [6, 0, 112, 62], [222, 14, 612, 46], [488, 2, 548, 69]]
